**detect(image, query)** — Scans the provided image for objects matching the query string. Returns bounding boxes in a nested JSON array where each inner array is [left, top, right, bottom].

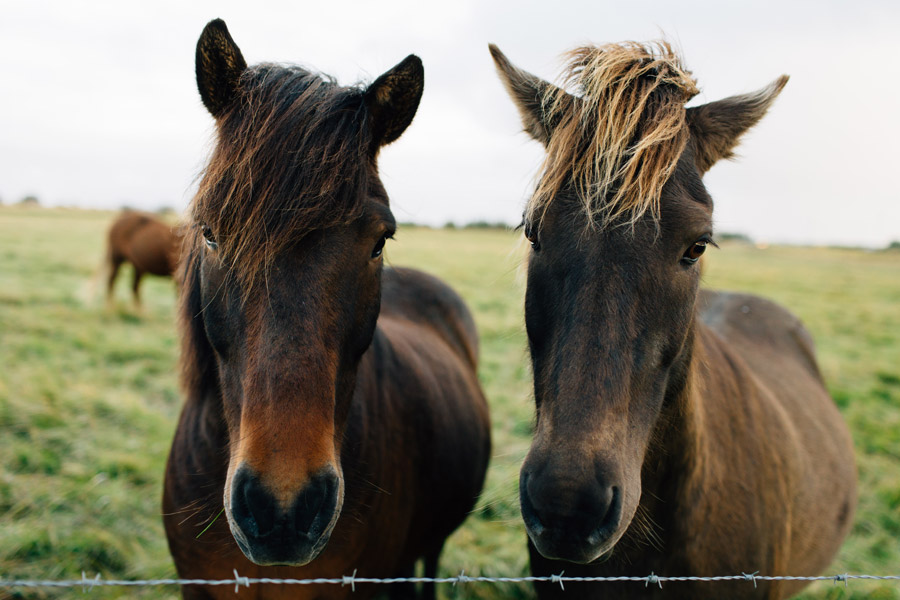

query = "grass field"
[[1, 206, 898, 599]]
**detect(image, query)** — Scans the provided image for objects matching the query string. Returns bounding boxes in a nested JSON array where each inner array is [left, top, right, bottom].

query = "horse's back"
[[380, 267, 480, 368], [108, 212, 179, 275], [698, 289, 821, 382], [697, 289, 856, 583], [131, 221, 179, 275], [108, 212, 150, 252]]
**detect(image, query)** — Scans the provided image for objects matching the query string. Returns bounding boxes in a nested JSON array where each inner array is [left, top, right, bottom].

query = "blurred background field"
[[0, 206, 898, 599]]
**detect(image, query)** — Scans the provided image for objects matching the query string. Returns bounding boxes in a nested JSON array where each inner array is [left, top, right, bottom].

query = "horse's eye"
[[524, 222, 541, 252], [371, 234, 388, 259], [682, 240, 707, 264], [201, 224, 218, 251]]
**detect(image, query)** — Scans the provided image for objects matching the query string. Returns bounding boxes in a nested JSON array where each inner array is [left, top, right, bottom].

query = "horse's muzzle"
[[519, 469, 623, 564], [228, 464, 341, 566]]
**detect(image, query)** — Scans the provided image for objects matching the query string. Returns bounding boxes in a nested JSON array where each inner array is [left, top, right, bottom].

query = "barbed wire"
[[2, 570, 900, 593]]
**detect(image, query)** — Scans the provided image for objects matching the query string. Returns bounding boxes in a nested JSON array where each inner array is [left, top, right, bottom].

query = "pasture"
[[1, 206, 898, 599]]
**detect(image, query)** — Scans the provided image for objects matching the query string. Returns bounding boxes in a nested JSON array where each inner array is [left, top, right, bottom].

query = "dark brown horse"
[[103, 210, 182, 307], [163, 20, 491, 600], [491, 42, 856, 599]]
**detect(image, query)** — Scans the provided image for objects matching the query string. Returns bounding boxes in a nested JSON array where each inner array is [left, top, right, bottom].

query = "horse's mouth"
[[527, 525, 623, 565], [228, 515, 338, 567]]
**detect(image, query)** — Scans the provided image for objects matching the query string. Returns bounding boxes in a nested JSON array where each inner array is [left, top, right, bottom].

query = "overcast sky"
[[1, 0, 898, 247]]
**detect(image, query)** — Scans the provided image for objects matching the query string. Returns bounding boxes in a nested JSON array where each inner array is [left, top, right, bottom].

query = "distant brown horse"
[[104, 211, 182, 307], [163, 20, 491, 600], [491, 41, 856, 599]]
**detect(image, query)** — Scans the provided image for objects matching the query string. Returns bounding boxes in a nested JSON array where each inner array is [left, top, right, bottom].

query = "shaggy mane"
[[192, 63, 371, 285], [529, 41, 699, 230]]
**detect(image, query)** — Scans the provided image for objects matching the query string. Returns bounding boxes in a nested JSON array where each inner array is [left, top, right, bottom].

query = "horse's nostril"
[[593, 485, 621, 537], [231, 467, 278, 538], [293, 468, 339, 535]]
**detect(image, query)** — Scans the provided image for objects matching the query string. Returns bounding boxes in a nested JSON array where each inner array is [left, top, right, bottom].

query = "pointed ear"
[[686, 75, 789, 173], [196, 19, 247, 118], [489, 44, 569, 146], [365, 55, 424, 148]]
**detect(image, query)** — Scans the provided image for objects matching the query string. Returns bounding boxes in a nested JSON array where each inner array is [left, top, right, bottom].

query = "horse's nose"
[[519, 465, 622, 563], [229, 464, 340, 565]]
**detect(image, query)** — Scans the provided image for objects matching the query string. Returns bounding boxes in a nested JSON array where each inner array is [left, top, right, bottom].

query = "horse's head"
[[182, 20, 423, 566], [491, 42, 786, 564]]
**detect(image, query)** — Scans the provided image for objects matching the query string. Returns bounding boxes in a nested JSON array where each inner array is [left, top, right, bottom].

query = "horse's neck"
[[640, 326, 700, 497], [640, 320, 767, 532], [637, 322, 730, 516]]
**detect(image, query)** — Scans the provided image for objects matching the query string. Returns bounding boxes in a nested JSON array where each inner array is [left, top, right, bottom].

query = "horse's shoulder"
[[697, 288, 822, 382]]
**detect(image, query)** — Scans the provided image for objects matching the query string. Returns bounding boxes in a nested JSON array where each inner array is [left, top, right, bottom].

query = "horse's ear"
[[196, 19, 247, 118], [686, 75, 789, 174], [365, 55, 424, 148], [489, 44, 568, 146]]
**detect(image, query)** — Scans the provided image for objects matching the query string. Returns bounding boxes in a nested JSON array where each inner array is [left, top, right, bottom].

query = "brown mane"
[[192, 63, 372, 286], [529, 41, 699, 230]]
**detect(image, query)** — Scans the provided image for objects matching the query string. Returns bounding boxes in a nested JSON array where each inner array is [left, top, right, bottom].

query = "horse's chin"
[[528, 527, 623, 565], [229, 519, 336, 567]]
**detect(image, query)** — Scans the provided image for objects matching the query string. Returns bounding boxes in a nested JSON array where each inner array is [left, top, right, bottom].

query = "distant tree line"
[[443, 221, 513, 230], [396, 221, 514, 231]]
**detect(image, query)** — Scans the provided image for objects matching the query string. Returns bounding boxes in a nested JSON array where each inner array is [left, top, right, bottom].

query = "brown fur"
[[103, 210, 182, 307], [491, 42, 856, 600], [163, 20, 490, 599]]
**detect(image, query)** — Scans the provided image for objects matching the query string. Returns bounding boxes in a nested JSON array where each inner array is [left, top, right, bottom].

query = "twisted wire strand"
[[2, 571, 900, 592]]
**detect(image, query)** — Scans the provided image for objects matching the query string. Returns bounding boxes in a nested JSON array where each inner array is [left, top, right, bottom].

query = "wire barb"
[[232, 569, 250, 593], [645, 572, 662, 589], [743, 571, 759, 588], [453, 570, 472, 586], [342, 569, 357, 592], [551, 571, 566, 591], [81, 571, 101, 593]]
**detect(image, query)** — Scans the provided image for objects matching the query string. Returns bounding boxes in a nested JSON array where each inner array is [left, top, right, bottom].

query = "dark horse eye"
[[682, 240, 707, 264], [371, 235, 387, 259], [524, 221, 541, 252], [201, 224, 218, 251]]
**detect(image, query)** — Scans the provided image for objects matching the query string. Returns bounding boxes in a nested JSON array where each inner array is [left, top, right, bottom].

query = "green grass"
[[1, 207, 898, 599]]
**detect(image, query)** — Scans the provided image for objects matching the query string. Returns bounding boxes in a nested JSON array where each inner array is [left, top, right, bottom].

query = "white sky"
[[1, 0, 898, 247]]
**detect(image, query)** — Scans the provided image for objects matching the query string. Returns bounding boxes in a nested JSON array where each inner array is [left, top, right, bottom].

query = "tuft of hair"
[[529, 40, 699, 231], [192, 63, 371, 287]]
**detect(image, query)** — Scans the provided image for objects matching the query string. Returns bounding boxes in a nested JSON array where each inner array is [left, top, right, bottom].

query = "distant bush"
[[463, 221, 512, 230], [717, 231, 753, 244], [886, 240, 900, 252], [19, 195, 39, 206]]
